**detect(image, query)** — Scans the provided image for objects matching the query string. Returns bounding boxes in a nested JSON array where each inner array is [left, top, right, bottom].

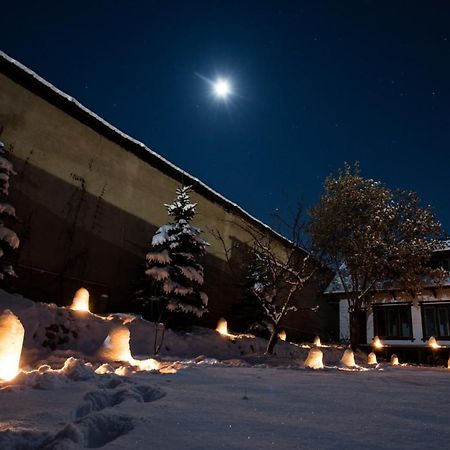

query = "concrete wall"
[[0, 58, 337, 339]]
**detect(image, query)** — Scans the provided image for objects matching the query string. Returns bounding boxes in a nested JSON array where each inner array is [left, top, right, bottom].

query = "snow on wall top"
[[0, 50, 300, 252], [324, 248, 450, 295]]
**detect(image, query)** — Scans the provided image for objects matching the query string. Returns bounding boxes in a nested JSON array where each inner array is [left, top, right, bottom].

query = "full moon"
[[213, 79, 231, 98]]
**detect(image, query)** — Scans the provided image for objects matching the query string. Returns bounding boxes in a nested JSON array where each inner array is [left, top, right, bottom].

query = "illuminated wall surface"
[[0, 53, 338, 340]]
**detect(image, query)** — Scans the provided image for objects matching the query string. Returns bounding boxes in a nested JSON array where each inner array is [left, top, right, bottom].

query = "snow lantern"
[[372, 336, 383, 350], [390, 354, 399, 366], [0, 310, 25, 381], [216, 318, 228, 336], [341, 348, 356, 368], [427, 336, 440, 349], [368, 352, 377, 365], [99, 326, 160, 372], [313, 336, 321, 347], [70, 287, 90, 312], [304, 347, 324, 369], [100, 326, 132, 362], [447, 358, 450, 369], [278, 330, 286, 341]]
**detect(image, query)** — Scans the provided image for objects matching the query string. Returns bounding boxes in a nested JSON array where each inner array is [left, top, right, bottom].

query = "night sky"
[[2, 1, 450, 233]]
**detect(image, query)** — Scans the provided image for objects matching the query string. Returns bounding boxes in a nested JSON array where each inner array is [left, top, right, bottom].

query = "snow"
[[304, 347, 324, 369], [2, 362, 450, 449], [146, 250, 172, 264], [177, 265, 204, 284], [151, 224, 175, 246], [145, 266, 170, 281], [0, 290, 449, 448], [0, 225, 19, 249], [340, 348, 356, 368], [0, 203, 16, 217], [368, 351, 377, 365]]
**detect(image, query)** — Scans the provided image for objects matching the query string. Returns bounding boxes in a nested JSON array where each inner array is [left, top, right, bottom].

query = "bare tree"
[[214, 206, 319, 354]]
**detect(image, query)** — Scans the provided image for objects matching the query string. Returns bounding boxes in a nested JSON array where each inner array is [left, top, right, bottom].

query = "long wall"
[[0, 52, 337, 339]]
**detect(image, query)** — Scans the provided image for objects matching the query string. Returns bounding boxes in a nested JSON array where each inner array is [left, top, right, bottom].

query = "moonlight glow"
[[213, 79, 231, 98]]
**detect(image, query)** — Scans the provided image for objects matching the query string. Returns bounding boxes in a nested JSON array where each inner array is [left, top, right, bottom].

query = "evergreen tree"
[[0, 140, 19, 279], [143, 185, 209, 320]]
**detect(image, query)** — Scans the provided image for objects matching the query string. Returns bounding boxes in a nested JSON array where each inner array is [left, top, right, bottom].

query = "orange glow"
[[0, 310, 24, 381], [313, 336, 321, 347], [99, 326, 159, 372], [372, 336, 383, 349], [427, 336, 440, 349], [70, 288, 90, 312], [368, 352, 377, 365], [304, 347, 324, 369], [278, 330, 286, 341], [216, 318, 229, 336], [390, 354, 399, 365], [341, 348, 356, 368]]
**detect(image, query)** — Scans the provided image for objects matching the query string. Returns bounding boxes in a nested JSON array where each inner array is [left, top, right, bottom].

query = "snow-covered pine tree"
[[144, 185, 209, 318], [0, 140, 19, 278]]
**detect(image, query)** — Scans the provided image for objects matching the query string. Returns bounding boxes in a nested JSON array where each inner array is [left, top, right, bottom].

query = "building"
[[0, 51, 337, 340], [325, 243, 450, 362]]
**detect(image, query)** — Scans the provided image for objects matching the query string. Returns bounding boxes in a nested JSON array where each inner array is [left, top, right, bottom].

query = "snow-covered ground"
[[0, 290, 449, 449], [1, 362, 450, 449]]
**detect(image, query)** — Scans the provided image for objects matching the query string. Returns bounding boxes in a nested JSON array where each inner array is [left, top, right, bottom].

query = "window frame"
[[373, 302, 414, 340], [420, 302, 450, 340]]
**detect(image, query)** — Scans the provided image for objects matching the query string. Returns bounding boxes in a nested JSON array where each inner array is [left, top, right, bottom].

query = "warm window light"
[[70, 287, 90, 312], [0, 310, 25, 381], [313, 336, 321, 347], [216, 318, 228, 336], [372, 336, 383, 349], [278, 330, 286, 341], [427, 336, 440, 349]]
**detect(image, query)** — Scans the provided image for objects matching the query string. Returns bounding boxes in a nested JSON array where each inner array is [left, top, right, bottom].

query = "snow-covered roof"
[[0, 50, 300, 252], [325, 261, 450, 295]]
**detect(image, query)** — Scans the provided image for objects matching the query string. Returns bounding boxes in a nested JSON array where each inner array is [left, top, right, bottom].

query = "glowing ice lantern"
[[313, 336, 321, 347], [278, 330, 286, 341], [0, 310, 25, 381], [304, 347, 324, 369], [100, 326, 132, 362], [427, 336, 440, 349], [448, 358, 450, 369], [368, 352, 377, 365], [216, 318, 228, 336], [341, 348, 356, 368], [70, 288, 90, 312], [372, 336, 383, 350], [99, 326, 159, 371], [390, 354, 399, 365]]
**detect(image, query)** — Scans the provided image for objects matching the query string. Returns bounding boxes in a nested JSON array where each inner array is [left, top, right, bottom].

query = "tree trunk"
[[349, 311, 360, 351], [266, 328, 279, 355]]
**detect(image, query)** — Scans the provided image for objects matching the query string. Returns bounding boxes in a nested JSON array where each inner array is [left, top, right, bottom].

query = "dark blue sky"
[[3, 1, 450, 232]]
